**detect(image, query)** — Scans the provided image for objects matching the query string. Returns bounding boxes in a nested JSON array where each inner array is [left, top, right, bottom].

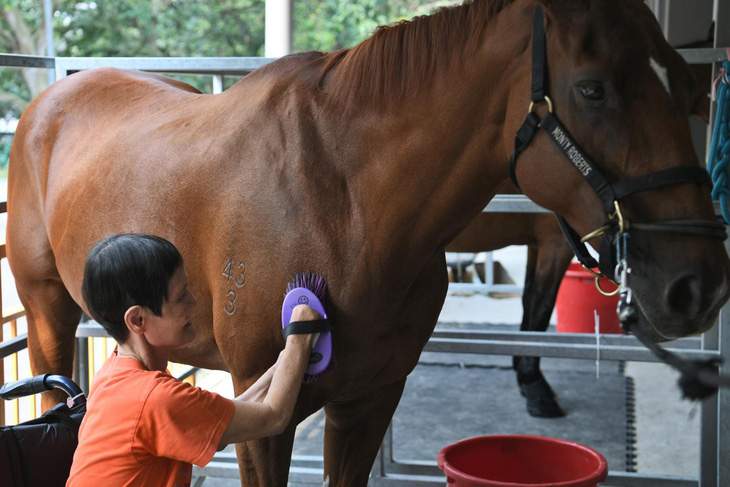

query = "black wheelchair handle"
[[0, 374, 83, 400]]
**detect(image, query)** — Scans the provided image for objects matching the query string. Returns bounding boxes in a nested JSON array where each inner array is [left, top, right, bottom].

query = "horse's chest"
[[336, 258, 449, 389]]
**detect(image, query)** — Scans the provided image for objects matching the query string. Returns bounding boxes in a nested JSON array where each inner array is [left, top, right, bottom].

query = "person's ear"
[[124, 305, 146, 336]]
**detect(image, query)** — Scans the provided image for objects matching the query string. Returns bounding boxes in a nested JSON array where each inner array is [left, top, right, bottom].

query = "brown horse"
[[7, 0, 730, 484]]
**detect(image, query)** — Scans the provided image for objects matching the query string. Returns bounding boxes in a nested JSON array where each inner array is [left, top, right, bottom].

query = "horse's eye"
[[577, 82, 606, 101]]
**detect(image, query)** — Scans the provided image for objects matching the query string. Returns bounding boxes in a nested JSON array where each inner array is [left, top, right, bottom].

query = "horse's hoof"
[[519, 380, 566, 418], [526, 396, 566, 418]]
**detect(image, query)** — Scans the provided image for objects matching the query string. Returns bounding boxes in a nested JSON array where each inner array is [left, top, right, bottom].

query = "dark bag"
[[0, 375, 86, 487]]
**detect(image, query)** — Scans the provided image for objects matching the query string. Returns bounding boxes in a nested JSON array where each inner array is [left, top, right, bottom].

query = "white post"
[[265, 0, 292, 58], [212, 75, 224, 94], [44, 0, 55, 83]]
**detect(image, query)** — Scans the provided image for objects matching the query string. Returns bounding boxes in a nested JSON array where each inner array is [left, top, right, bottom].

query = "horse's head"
[[510, 0, 730, 341]]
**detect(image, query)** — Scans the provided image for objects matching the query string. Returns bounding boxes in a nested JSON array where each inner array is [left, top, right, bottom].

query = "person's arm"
[[237, 353, 281, 402], [217, 305, 317, 447]]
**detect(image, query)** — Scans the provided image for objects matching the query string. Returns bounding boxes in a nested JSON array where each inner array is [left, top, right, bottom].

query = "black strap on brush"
[[619, 303, 730, 400], [282, 319, 330, 339]]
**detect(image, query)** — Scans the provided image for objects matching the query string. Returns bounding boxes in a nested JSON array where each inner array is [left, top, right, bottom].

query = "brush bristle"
[[285, 271, 328, 304], [285, 271, 332, 383], [303, 355, 336, 384]]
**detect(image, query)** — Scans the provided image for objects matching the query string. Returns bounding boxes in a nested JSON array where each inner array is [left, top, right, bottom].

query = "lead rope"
[[708, 59, 730, 224], [615, 230, 730, 400]]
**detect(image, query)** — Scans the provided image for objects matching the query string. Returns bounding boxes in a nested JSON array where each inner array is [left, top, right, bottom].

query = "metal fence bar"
[[0, 333, 27, 357], [0, 53, 55, 69], [718, 302, 730, 487], [9, 321, 18, 425], [74, 337, 89, 396], [679, 48, 730, 64], [75, 322, 198, 382], [448, 282, 522, 293], [710, 4, 730, 484], [54, 56, 277, 78], [430, 328, 702, 348], [482, 195, 548, 213], [423, 336, 719, 362], [88, 337, 95, 386]]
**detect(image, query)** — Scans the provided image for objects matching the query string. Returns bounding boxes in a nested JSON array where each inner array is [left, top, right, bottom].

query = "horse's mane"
[[317, 0, 515, 111]]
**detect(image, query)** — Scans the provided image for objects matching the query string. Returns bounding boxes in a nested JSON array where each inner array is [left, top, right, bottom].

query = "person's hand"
[[287, 304, 321, 349]]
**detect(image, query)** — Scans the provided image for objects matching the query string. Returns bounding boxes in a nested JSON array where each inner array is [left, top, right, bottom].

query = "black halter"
[[509, 6, 727, 284]]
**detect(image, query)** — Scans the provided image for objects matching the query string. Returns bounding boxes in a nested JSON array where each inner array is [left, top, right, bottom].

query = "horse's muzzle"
[[638, 262, 730, 341]]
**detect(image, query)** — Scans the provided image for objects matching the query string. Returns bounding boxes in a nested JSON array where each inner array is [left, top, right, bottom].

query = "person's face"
[[143, 265, 198, 350]]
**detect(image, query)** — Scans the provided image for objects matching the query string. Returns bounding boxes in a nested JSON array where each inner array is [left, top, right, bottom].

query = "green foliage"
[[0, 68, 30, 116], [54, 0, 266, 58], [0, 0, 45, 37], [0, 134, 12, 169], [293, 0, 433, 52]]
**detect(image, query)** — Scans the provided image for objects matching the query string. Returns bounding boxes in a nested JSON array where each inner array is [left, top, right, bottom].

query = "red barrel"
[[555, 262, 621, 334], [437, 435, 608, 487]]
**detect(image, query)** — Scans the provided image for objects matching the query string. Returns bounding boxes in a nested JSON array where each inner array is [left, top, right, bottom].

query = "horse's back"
[[5, 69, 210, 304], [7, 53, 330, 299], [10, 67, 203, 198]]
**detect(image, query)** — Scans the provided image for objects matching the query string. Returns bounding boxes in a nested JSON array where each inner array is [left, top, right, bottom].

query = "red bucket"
[[437, 435, 608, 487], [555, 262, 621, 334]]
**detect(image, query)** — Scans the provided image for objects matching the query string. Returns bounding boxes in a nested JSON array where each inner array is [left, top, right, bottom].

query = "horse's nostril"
[[666, 275, 701, 319]]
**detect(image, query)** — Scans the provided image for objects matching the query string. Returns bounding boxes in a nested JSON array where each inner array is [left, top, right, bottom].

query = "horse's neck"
[[338, 9, 531, 269]]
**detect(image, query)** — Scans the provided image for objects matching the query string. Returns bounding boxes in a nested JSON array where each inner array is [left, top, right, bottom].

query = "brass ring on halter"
[[527, 95, 554, 115], [580, 224, 612, 243], [610, 200, 626, 234], [581, 264, 603, 279], [595, 276, 620, 296]]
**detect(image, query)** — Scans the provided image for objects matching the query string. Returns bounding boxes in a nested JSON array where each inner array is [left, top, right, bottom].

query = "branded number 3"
[[222, 258, 246, 315]]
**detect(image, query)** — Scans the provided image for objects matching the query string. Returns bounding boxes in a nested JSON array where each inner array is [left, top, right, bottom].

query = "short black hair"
[[82, 234, 183, 344]]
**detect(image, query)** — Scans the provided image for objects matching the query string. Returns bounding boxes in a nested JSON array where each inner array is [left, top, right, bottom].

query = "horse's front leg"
[[322, 378, 406, 486], [231, 362, 298, 486], [513, 242, 572, 418], [235, 426, 297, 486]]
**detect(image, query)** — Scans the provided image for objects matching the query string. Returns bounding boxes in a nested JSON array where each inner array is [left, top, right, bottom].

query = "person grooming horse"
[[67, 234, 326, 486]]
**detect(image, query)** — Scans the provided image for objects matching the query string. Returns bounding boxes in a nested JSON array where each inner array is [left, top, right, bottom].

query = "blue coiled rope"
[[708, 60, 730, 224]]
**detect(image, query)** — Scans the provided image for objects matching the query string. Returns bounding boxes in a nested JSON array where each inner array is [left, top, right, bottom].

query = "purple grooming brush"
[[282, 272, 333, 382]]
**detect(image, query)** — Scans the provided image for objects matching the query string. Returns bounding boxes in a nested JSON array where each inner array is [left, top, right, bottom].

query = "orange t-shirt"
[[67, 351, 234, 487]]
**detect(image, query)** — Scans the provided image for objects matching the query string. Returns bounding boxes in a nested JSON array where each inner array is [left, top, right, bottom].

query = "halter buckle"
[[595, 275, 620, 297], [581, 264, 603, 279], [580, 224, 612, 243], [580, 201, 627, 244], [581, 264, 620, 296], [610, 201, 626, 234], [527, 95, 553, 115]]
